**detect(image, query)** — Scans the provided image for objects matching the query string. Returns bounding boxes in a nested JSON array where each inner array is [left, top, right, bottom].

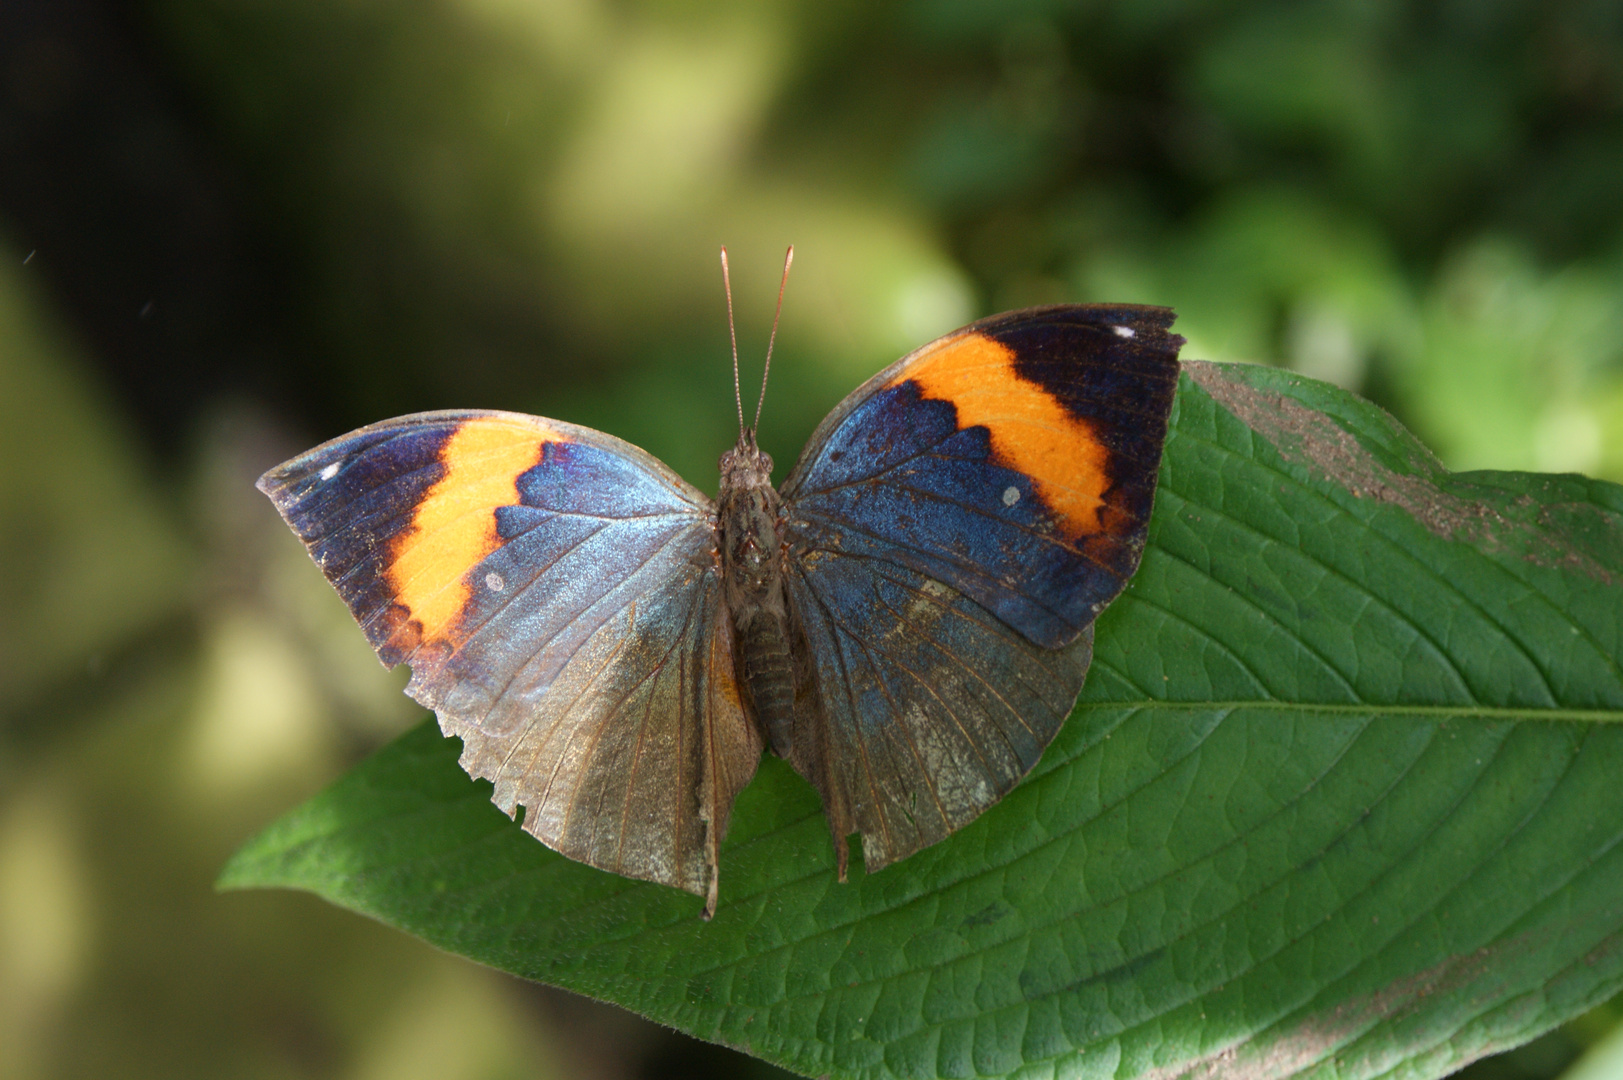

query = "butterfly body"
[[716, 434, 797, 759], [260, 303, 1183, 917]]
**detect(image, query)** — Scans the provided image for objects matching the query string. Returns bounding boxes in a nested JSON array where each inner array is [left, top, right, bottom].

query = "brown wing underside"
[[448, 573, 761, 917]]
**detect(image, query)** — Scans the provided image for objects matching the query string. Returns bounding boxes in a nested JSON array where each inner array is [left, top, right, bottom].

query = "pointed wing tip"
[[256, 454, 319, 506], [255, 466, 286, 500]]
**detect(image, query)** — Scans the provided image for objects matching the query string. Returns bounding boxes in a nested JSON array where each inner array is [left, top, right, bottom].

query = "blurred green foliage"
[[141, 0, 1623, 483], [2, 0, 1622, 1077]]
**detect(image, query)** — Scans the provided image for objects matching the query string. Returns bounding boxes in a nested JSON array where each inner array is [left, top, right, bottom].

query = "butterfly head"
[[719, 428, 774, 491]]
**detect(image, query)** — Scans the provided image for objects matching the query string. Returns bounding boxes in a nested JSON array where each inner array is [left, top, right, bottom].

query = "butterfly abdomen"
[[736, 608, 796, 757]]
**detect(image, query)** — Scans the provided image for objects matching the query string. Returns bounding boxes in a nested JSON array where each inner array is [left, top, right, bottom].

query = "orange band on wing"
[[388, 417, 554, 643], [892, 332, 1110, 538]]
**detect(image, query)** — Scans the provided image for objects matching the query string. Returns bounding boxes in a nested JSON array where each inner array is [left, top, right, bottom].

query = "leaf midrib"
[[1075, 700, 1623, 723]]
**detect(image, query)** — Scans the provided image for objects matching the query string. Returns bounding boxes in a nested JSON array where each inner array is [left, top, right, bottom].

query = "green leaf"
[[221, 362, 1623, 1080]]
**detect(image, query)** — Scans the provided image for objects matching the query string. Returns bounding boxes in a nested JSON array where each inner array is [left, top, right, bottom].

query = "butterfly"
[[259, 250, 1183, 918]]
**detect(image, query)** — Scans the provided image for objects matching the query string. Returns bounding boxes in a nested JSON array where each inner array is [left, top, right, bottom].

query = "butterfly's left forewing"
[[780, 305, 1181, 872], [259, 411, 759, 913]]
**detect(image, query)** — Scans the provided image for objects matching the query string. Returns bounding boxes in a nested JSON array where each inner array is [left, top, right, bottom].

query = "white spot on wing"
[[319, 462, 341, 481], [485, 572, 506, 592], [1002, 486, 1021, 506], [1112, 325, 1136, 338]]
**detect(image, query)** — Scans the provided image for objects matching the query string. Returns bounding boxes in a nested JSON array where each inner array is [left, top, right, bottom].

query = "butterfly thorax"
[[717, 433, 796, 759]]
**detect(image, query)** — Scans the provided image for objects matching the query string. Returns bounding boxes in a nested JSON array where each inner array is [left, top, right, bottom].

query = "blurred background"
[[2, 0, 1622, 1077]]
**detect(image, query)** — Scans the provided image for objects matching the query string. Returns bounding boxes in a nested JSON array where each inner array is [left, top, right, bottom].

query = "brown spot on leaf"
[[1135, 924, 1564, 1080], [1185, 362, 1618, 586]]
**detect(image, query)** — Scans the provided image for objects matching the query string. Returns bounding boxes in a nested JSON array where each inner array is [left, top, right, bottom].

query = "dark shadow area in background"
[[0, 0, 324, 462]]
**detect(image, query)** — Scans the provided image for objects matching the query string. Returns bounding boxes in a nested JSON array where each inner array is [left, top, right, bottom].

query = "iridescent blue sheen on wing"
[[784, 380, 1102, 647], [431, 437, 715, 731], [783, 304, 1182, 649]]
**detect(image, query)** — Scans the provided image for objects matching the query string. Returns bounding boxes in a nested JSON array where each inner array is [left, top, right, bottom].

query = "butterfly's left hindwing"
[[259, 411, 759, 913], [781, 305, 1182, 870]]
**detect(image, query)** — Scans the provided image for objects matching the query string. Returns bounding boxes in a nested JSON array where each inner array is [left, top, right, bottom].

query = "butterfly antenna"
[[752, 245, 793, 434], [721, 247, 745, 441]]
